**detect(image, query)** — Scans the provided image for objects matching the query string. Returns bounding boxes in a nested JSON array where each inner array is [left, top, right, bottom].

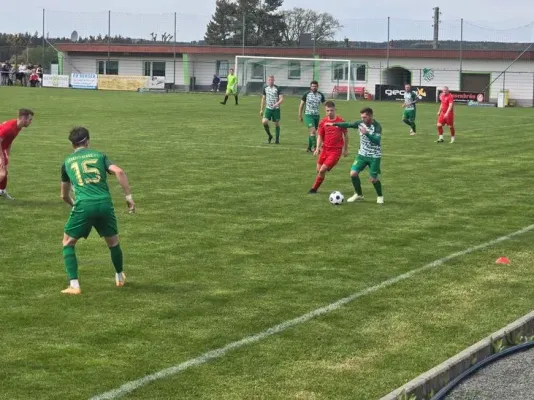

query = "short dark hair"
[[324, 101, 336, 108], [18, 108, 34, 118], [310, 80, 318, 86], [360, 107, 373, 116], [69, 127, 90, 146]]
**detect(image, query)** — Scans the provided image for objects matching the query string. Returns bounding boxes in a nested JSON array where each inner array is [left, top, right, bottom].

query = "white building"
[[56, 43, 534, 106]]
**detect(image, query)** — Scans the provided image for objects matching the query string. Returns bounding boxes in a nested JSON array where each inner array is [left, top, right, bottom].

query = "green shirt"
[[227, 74, 237, 90], [61, 148, 113, 203], [403, 91, 418, 110], [263, 85, 282, 110], [335, 119, 382, 158], [301, 90, 326, 115]]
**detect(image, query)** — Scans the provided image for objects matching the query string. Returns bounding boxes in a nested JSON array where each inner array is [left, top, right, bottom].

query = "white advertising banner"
[[71, 73, 98, 89], [42, 74, 70, 88]]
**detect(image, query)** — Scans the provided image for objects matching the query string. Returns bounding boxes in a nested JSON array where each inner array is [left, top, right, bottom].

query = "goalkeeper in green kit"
[[329, 107, 384, 205], [60, 127, 135, 295], [220, 68, 238, 105]]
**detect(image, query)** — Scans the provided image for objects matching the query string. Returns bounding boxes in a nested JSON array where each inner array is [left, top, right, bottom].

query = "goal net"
[[235, 56, 358, 100]]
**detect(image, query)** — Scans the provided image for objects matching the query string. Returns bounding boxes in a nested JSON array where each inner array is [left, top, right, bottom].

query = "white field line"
[[89, 223, 534, 400]]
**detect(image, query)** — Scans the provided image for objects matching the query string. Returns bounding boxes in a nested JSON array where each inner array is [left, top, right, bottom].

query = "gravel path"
[[445, 347, 534, 400]]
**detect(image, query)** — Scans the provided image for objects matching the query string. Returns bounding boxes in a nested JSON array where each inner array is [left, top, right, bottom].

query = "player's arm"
[[445, 99, 453, 115], [365, 124, 382, 145], [299, 94, 306, 121], [260, 89, 266, 116], [274, 93, 284, 108], [332, 121, 359, 129], [60, 164, 74, 207], [314, 123, 324, 156], [342, 128, 349, 156], [107, 164, 135, 213]]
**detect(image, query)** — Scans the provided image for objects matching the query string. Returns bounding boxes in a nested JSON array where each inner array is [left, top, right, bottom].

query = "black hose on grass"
[[430, 340, 534, 400]]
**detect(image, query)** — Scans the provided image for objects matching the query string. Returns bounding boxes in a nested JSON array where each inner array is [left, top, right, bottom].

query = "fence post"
[[107, 10, 111, 65], [459, 18, 463, 75], [386, 17, 390, 69], [42, 9, 45, 68], [173, 12, 177, 91]]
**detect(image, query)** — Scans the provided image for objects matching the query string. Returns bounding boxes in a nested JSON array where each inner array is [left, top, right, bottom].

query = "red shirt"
[[318, 116, 347, 149], [0, 119, 21, 151], [439, 93, 454, 114]]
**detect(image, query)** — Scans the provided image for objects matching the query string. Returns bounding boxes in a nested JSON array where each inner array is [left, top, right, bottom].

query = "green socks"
[[310, 135, 317, 149], [109, 244, 124, 274], [264, 124, 271, 136], [275, 126, 280, 140], [373, 180, 383, 196], [411, 122, 416, 133], [63, 246, 78, 280], [351, 175, 363, 196]]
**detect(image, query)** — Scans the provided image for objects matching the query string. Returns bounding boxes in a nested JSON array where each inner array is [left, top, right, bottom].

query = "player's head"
[[442, 86, 449, 94], [310, 80, 319, 92], [18, 108, 34, 128], [405, 84, 411, 91], [229, 68, 234, 75], [267, 75, 275, 86], [324, 101, 336, 119], [360, 107, 373, 124], [69, 127, 90, 149]]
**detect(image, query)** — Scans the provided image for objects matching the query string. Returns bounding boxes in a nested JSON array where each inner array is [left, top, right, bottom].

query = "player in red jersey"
[[437, 86, 455, 143], [308, 101, 348, 194], [0, 109, 34, 200]]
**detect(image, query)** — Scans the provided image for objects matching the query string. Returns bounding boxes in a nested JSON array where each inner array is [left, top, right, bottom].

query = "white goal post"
[[235, 55, 356, 100]]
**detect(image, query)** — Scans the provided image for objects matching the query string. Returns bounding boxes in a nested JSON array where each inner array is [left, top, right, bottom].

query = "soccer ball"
[[329, 191, 344, 205]]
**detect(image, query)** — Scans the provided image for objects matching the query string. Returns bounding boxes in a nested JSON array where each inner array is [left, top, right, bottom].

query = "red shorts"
[[318, 148, 342, 170], [438, 113, 454, 126]]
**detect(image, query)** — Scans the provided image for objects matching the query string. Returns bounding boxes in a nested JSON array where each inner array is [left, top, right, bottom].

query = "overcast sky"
[[1, 0, 533, 43]]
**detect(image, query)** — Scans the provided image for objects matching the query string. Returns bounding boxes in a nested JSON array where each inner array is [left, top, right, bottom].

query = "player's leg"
[[437, 114, 445, 143], [310, 115, 319, 151], [309, 151, 331, 193], [402, 109, 413, 133], [448, 114, 456, 143], [262, 110, 273, 143], [273, 109, 281, 144], [0, 157, 14, 200], [303, 115, 314, 152], [411, 109, 417, 135], [61, 207, 91, 294], [348, 156, 368, 202], [94, 203, 125, 287], [368, 158, 384, 204], [234, 91, 239, 105], [220, 89, 231, 105]]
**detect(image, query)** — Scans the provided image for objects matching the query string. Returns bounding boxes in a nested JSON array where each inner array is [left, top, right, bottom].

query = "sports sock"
[[109, 244, 123, 274], [275, 126, 280, 140], [450, 127, 455, 136], [351, 175, 363, 196], [411, 122, 416, 133], [69, 279, 80, 289], [373, 180, 383, 196], [0, 172, 7, 190], [263, 124, 271, 136], [222, 95, 228, 104], [307, 136, 312, 149], [438, 126, 444, 135], [235, 95, 238, 105], [312, 176, 324, 190], [311, 135, 317, 149], [63, 246, 78, 281], [402, 118, 411, 127]]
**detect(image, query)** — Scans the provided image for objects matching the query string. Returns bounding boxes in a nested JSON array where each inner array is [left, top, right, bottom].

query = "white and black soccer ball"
[[329, 191, 344, 205]]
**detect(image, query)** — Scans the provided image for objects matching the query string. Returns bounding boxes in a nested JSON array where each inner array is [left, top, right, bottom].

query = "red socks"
[[438, 126, 444, 135], [312, 176, 324, 190]]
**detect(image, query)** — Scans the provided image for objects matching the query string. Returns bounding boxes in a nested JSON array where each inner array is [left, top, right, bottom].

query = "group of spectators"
[[1, 62, 43, 87]]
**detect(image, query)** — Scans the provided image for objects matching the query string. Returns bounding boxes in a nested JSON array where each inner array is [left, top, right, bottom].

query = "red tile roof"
[[55, 43, 533, 60]]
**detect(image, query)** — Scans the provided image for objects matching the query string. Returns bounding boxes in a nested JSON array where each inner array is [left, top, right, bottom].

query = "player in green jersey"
[[59, 127, 135, 295], [220, 68, 238, 105], [330, 107, 384, 204], [299, 80, 326, 152], [402, 84, 418, 136], [260, 75, 284, 144]]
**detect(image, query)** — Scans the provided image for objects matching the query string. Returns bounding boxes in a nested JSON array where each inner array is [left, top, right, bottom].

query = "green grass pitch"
[[1, 87, 533, 400]]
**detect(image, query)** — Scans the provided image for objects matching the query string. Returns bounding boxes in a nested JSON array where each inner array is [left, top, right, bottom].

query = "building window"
[[97, 60, 119, 75], [250, 62, 264, 80], [332, 62, 366, 82], [216, 60, 229, 77], [288, 61, 301, 80], [143, 61, 166, 77], [355, 64, 366, 81]]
